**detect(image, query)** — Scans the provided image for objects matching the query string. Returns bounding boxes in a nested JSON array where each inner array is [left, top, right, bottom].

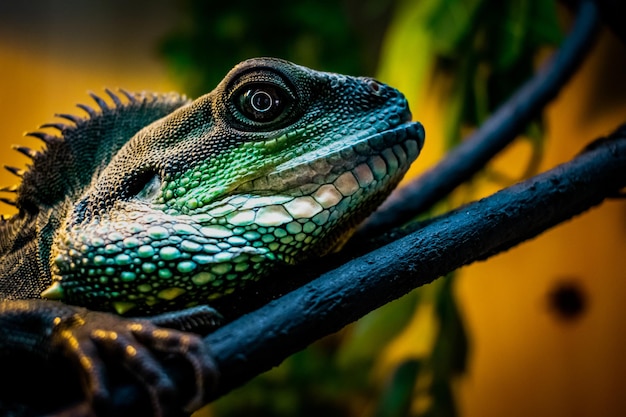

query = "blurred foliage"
[[426, 0, 563, 152], [160, 0, 396, 97], [161, 1, 564, 417]]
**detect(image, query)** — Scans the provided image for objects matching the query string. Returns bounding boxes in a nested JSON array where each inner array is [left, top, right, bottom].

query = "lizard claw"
[[54, 307, 219, 416], [0, 300, 218, 416]]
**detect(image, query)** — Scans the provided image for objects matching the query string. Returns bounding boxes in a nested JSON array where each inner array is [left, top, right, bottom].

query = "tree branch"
[[204, 124, 626, 400], [356, 0, 600, 238]]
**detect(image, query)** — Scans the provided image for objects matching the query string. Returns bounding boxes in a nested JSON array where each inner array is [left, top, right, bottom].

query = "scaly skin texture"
[[0, 58, 423, 415], [43, 58, 425, 315]]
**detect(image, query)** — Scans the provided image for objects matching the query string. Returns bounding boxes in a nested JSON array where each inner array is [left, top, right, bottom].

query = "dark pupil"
[[239, 85, 285, 123], [251, 90, 274, 113]]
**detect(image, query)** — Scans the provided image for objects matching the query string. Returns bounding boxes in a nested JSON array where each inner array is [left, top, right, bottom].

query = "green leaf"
[[528, 0, 564, 46], [491, 0, 530, 71], [432, 275, 468, 376], [425, 0, 486, 57], [423, 378, 458, 417], [372, 359, 421, 417], [376, 0, 437, 109]]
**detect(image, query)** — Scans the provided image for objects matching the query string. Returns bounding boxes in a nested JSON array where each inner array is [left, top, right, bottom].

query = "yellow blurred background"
[[1, 1, 625, 416], [0, 0, 180, 190], [380, 18, 626, 417], [453, 28, 626, 415]]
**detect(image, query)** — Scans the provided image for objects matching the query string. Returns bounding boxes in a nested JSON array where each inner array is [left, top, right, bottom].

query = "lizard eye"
[[226, 66, 298, 131], [236, 83, 288, 123]]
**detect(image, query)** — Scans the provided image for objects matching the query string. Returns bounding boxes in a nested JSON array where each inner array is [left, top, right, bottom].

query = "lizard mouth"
[[232, 121, 425, 196], [186, 120, 425, 253]]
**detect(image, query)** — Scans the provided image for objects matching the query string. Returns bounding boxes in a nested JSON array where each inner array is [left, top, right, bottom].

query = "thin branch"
[[202, 124, 626, 400], [356, 0, 600, 238]]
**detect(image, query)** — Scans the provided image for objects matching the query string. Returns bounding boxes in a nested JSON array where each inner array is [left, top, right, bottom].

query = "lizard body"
[[0, 58, 424, 415], [7, 57, 424, 315]]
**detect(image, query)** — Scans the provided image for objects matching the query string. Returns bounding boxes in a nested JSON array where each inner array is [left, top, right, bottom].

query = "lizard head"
[[43, 58, 425, 315]]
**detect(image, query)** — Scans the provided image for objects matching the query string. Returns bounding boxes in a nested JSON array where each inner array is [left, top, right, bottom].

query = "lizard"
[[0, 57, 425, 416]]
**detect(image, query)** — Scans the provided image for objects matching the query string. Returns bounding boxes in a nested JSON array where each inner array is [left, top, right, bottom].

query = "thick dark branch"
[[204, 125, 626, 399], [356, 0, 600, 238]]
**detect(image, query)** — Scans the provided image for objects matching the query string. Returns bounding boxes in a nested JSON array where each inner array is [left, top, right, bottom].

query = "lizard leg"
[[0, 300, 218, 416]]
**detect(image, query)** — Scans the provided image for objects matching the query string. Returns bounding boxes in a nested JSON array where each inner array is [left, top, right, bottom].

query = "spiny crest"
[[0, 184, 18, 207], [1, 88, 191, 212]]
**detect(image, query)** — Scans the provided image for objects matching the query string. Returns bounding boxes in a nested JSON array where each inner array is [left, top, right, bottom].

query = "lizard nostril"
[[367, 79, 382, 95]]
